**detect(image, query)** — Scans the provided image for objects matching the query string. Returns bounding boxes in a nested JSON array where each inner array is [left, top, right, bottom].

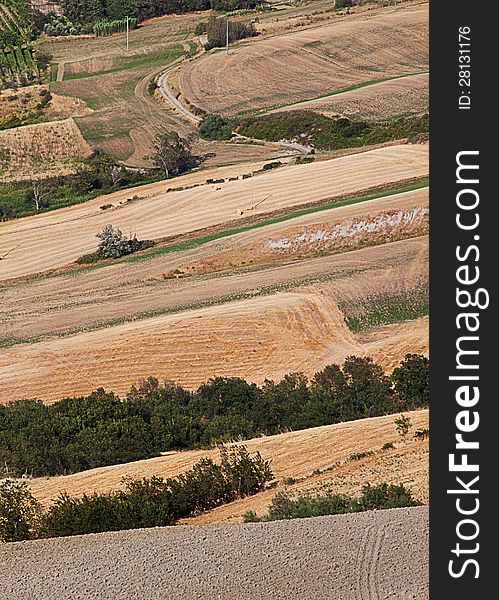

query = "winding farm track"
[[0, 144, 428, 281]]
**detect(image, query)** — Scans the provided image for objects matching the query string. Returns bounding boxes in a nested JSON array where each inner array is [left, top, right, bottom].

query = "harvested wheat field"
[[0, 119, 92, 182], [0, 506, 429, 600], [0, 234, 428, 344], [271, 72, 429, 120], [0, 281, 428, 403], [0, 144, 428, 281], [180, 3, 428, 116], [168, 187, 428, 277], [28, 409, 428, 506]]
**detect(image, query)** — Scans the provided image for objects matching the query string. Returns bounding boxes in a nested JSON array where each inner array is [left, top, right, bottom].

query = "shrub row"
[[0, 445, 273, 541], [243, 482, 421, 522], [235, 111, 429, 150]]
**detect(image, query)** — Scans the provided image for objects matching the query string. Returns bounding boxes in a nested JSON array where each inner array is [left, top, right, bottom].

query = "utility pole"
[[126, 16, 129, 52], [226, 16, 229, 56]]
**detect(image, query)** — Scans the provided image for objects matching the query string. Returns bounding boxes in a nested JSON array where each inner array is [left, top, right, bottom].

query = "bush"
[[194, 21, 207, 36], [41, 445, 273, 538], [76, 225, 155, 263], [0, 480, 41, 542], [356, 482, 421, 511], [199, 114, 232, 141], [395, 414, 412, 440], [96, 224, 154, 259], [414, 428, 429, 440], [391, 354, 429, 408], [244, 482, 421, 522], [0, 203, 16, 221]]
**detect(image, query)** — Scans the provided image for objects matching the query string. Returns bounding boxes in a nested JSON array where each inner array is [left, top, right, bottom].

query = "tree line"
[[0, 354, 429, 478], [58, 0, 261, 32]]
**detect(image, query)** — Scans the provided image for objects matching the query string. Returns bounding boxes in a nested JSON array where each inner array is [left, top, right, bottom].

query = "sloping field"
[[0, 283, 428, 403], [0, 144, 428, 280], [170, 187, 428, 277], [0, 118, 92, 181], [28, 410, 428, 505], [0, 507, 429, 600], [180, 3, 428, 116], [271, 72, 429, 120], [0, 234, 428, 344]]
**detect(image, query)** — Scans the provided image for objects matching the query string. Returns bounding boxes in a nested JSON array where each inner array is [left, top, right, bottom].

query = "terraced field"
[[0, 144, 428, 281], [180, 3, 428, 116]]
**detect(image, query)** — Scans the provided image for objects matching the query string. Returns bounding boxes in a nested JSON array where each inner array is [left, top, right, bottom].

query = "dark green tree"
[[391, 353, 429, 409], [199, 114, 232, 141]]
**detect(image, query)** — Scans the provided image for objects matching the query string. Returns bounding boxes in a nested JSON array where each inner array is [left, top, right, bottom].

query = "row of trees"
[[0, 445, 273, 541], [0, 355, 429, 478], [57, 0, 262, 32]]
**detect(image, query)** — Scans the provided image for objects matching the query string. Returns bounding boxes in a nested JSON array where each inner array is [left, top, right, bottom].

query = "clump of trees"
[[199, 114, 232, 140], [43, 15, 82, 36], [0, 445, 273, 541], [151, 131, 200, 178], [57, 0, 262, 34], [0, 355, 429, 479], [77, 224, 154, 263], [244, 482, 421, 522], [205, 15, 257, 50], [93, 17, 138, 37]]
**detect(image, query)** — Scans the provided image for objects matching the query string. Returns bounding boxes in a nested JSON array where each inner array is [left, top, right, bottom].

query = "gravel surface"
[[0, 507, 428, 599]]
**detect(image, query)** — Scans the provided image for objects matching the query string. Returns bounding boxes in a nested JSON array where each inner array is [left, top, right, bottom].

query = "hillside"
[[180, 3, 428, 116], [0, 144, 428, 281], [28, 410, 429, 507]]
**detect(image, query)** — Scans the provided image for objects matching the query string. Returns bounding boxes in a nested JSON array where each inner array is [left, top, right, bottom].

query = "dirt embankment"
[[0, 507, 429, 600]]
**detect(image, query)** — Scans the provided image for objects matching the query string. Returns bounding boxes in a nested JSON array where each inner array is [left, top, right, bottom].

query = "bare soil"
[[0, 506, 429, 600]]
